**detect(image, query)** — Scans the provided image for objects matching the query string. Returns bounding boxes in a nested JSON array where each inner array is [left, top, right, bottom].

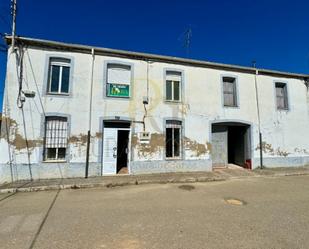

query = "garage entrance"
[[211, 122, 251, 169]]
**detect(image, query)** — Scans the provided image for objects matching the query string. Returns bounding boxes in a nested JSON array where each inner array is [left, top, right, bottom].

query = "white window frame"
[[165, 72, 182, 102], [43, 116, 68, 162], [48, 59, 71, 95], [165, 120, 182, 160], [106, 64, 131, 98]]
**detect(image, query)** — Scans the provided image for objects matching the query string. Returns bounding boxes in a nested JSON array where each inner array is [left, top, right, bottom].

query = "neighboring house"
[[0, 36, 308, 183]]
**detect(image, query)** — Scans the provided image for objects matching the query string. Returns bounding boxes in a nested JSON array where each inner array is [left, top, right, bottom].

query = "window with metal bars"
[[48, 58, 71, 95], [275, 82, 288, 110], [165, 120, 182, 159], [223, 77, 237, 107], [44, 116, 68, 161]]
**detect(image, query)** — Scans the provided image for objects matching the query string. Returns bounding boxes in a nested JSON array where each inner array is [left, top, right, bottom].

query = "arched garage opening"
[[211, 121, 252, 169]]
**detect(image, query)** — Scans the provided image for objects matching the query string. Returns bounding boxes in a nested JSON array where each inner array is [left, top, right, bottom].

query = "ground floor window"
[[165, 120, 182, 159], [44, 116, 68, 161]]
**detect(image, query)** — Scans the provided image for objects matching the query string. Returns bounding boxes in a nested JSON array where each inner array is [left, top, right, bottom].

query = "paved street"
[[1, 175, 309, 249]]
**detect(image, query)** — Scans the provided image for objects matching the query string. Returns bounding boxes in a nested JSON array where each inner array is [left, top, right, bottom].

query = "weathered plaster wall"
[[0, 46, 309, 183]]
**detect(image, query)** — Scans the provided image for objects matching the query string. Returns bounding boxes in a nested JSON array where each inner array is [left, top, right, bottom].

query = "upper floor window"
[[166, 71, 182, 102], [223, 76, 237, 107], [166, 120, 182, 159], [44, 116, 68, 161], [106, 64, 131, 98], [275, 82, 288, 110], [48, 58, 71, 95]]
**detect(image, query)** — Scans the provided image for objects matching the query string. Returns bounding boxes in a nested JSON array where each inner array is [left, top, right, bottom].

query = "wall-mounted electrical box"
[[139, 132, 151, 144]]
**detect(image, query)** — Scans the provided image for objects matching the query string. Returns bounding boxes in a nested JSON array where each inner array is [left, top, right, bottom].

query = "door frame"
[[210, 119, 253, 169], [102, 126, 131, 176]]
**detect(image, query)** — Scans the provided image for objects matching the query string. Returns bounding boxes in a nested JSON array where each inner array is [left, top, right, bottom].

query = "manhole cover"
[[178, 185, 195, 191], [224, 198, 246, 205]]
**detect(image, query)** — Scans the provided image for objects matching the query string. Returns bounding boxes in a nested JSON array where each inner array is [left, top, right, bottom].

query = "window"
[[48, 58, 71, 94], [166, 71, 181, 101], [44, 116, 68, 161], [106, 64, 131, 98], [223, 77, 237, 107], [166, 120, 182, 159], [275, 82, 288, 110]]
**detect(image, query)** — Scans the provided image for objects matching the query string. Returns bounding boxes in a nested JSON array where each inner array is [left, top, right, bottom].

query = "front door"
[[103, 128, 118, 175], [212, 125, 228, 167]]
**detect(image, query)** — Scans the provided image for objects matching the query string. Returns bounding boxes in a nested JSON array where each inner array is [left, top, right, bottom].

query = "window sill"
[[165, 157, 182, 161], [42, 160, 67, 163], [46, 93, 70, 97], [223, 105, 239, 109], [277, 108, 289, 111], [165, 100, 182, 104], [106, 96, 130, 99]]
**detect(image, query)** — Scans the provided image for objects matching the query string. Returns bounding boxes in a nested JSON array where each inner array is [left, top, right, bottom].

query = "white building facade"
[[1, 36, 309, 183]]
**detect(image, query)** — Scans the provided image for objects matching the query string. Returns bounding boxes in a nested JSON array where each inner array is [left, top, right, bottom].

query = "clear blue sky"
[[1, 0, 309, 109]]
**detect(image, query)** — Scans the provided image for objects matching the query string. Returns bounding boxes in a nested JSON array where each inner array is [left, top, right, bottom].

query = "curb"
[[1, 171, 309, 194]]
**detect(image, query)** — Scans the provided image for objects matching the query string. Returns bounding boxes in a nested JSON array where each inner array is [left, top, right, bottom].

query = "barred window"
[[44, 116, 68, 161], [223, 77, 237, 107], [166, 120, 182, 159]]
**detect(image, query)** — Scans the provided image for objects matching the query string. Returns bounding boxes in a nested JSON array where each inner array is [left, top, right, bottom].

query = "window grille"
[[44, 116, 68, 161]]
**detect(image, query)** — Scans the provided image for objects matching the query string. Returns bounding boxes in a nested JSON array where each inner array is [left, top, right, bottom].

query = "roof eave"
[[5, 35, 309, 80]]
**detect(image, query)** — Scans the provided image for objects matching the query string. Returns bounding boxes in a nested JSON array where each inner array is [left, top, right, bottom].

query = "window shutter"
[[166, 72, 181, 82], [45, 117, 68, 148], [223, 81, 236, 106], [107, 65, 131, 85], [166, 120, 182, 128]]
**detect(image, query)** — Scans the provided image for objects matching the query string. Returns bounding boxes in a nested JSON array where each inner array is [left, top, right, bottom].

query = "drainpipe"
[[253, 63, 263, 169], [85, 48, 95, 178]]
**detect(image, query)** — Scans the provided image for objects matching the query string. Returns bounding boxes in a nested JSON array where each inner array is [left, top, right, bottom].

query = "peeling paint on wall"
[[0, 116, 42, 151], [256, 142, 290, 157], [134, 133, 165, 157], [294, 148, 309, 155], [69, 134, 88, 145], [184, 137, 211, 157]]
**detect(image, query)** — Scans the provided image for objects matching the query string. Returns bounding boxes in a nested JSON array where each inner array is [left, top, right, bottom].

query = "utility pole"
[[11, 0, 17, 52], [85, 48, 95, 178], [253, 61, 263, 169]]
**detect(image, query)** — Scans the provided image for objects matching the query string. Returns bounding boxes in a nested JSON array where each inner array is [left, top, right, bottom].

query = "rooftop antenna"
[[184, 28, 192, 57], [178, 27, 192, 58], [11, 0, 17, 52]]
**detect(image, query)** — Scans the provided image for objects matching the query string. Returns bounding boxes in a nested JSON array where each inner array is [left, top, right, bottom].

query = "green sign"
[[107, 84, 130, 97]]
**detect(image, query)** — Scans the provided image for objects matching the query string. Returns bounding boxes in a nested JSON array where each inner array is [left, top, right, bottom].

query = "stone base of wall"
[[130, 160, 212, 174], [0, 163, 101, 184], [253, 156, 309, 168], [1, 156, 309, 184]]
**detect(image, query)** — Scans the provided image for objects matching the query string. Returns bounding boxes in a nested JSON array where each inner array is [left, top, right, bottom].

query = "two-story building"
[[0, 36, 308, 183]]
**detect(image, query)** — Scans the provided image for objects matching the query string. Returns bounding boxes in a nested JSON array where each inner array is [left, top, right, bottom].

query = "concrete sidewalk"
[[1, 166, 309, 194]]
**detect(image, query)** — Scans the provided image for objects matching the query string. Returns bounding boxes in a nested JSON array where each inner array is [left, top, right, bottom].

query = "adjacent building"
[[0, 36, 309, 183]]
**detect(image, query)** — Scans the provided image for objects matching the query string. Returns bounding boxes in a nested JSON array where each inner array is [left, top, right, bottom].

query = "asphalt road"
[[1, 175, 309, 249]]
